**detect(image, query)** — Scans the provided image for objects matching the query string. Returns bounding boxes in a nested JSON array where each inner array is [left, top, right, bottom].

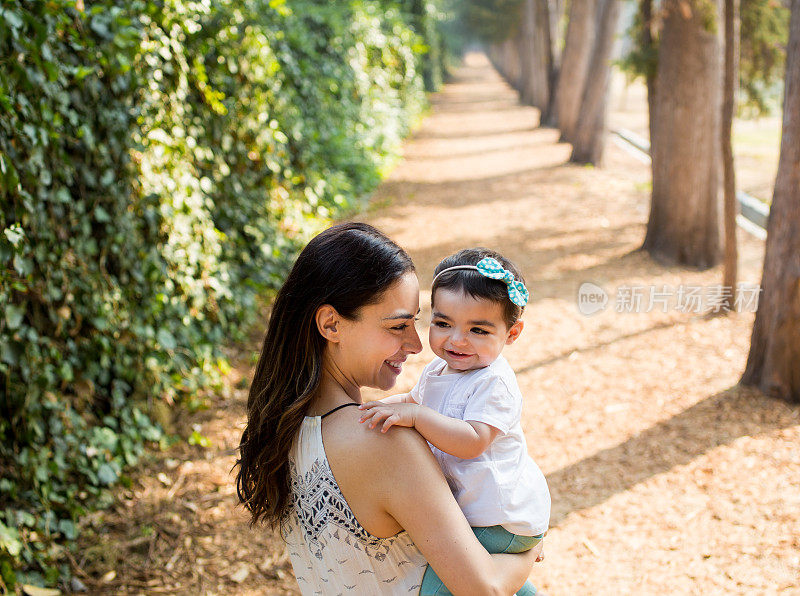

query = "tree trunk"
[[721, 0, 740, 311], [569, 0, 622, 164], [503, 34, 523, 91], [519, 0, 536, 105], [540, 0, 565, 126], [642, 0, 724, 269], [741, 0, 800, 403], [638, 0, 658, 148], [549, 0, 565, 69], [532, 0, 554, 111], [520, 0, 553, 110], [554, 0, 596, 142]]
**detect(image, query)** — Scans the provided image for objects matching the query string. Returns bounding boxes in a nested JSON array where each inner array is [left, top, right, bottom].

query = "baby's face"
[[429, 288, 522, 373]]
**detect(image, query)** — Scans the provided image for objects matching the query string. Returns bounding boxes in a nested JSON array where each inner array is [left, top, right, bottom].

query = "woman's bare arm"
[[359, 400, 500, 459], [368, 425, 538, 595]]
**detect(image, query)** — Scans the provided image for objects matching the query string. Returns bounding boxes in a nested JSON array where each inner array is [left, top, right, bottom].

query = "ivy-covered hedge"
[[0, 0, 434, 587]]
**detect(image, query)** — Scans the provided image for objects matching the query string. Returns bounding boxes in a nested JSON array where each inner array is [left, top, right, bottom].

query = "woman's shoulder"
[[322, 407, 443, 536], [325, 406, 432, 463]]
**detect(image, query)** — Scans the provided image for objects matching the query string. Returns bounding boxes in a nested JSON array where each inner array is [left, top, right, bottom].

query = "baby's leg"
[[419, 526, 542, 596]]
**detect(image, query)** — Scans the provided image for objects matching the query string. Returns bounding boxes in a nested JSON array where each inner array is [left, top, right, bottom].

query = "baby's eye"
[[433, 321, 450, 328], [471, 328, 490, 335]]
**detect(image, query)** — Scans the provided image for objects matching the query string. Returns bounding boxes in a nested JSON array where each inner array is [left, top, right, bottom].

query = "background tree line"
[[0, 0, 449, 587], [459, 0, 798, 403]]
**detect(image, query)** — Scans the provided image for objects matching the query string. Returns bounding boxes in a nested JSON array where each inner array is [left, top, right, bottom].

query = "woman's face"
[[335, 271, 423, 391]]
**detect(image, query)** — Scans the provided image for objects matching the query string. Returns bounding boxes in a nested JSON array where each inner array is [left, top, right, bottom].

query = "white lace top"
[[281, 415, 428, 595]]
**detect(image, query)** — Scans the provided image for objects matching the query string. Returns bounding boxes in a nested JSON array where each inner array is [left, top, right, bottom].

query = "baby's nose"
[[451, 331, 468, 344]]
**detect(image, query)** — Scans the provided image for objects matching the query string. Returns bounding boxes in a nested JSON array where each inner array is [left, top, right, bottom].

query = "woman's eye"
[[391, 324, 409, 331]]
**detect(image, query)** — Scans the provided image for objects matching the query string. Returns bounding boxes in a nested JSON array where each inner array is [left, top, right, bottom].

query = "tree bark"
[[554, 0, 596, 142], [540, 0, 565, 126], [642, 0, 724, 269], [503, 33, 523, 91], [569, 0, 622, 164], [520, 0, 553, 111], [533, 0, 554, 111], [721, 0, 740, 311], [741, 0, 800, 403], [638, 0, 658, 148], [519, 0, 536, 105]]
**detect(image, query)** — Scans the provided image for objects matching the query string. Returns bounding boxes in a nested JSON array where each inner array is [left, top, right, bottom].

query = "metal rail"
[[611, 127, 769, 240]]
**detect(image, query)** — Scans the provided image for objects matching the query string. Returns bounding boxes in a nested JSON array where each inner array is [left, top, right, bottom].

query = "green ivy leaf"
[[96, 463, 117, 486], [57, 519, 77, 540], [5, 304, 25, 330], [12, 254, 33, 276], [3, 225, 25, 247], [2, 10, 23, 29], [156, 328, 176, 350], [94, 206, 111, 222], [0, 521, 22, 557]]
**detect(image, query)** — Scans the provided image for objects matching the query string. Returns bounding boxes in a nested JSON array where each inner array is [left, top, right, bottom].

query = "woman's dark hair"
[[431, 248, 526, 328], [235, 222, 415, 527]]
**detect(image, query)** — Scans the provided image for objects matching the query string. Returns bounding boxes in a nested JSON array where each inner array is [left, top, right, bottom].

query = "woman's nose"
[[404, 325, 423, 354]]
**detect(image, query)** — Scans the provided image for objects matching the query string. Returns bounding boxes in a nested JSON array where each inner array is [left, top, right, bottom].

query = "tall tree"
[[638, 0, 658, 147], [741, 0, 800, 403], [553, 0, 597, 141], [532, 0, 555, 112], [569, 0, 622, 164], [642, 0, 724, 268], [721, 0, 740, 311], [519, 0, 538, 104], [518, 0, 556, 112], [542, 0, 566, 126]]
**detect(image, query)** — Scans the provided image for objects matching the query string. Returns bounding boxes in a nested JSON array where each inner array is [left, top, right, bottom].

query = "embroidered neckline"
[[286, 458, 403, 562]]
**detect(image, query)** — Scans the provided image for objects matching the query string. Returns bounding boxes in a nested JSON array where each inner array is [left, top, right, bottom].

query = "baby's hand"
[[358, 401, 419, 433]]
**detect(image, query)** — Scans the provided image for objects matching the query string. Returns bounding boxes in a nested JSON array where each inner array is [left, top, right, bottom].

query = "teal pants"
[[419, 525, 542, 596]]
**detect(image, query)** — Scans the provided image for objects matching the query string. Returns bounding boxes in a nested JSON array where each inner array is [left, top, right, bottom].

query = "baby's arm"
[[358, 401, 500, 459], [375, 392, 414, 405]]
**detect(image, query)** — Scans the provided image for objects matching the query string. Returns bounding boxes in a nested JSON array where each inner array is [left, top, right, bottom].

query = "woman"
[[236, 222, 541, 594]]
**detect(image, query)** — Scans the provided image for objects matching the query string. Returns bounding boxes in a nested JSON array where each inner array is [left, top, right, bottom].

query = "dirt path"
[[78, 53, 800, 595]]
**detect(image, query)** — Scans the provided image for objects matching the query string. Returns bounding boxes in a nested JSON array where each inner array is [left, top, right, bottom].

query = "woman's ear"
[[505, 319, 524, 345], [315, 304, 342, 342]]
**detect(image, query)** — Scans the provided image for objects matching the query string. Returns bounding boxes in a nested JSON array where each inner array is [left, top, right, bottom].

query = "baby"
[[359, 248, 550, 596]]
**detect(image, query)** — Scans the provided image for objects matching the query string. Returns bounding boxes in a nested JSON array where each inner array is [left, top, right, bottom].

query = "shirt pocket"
[[443, 385, 472, 419], [444, 397, 468, 420]]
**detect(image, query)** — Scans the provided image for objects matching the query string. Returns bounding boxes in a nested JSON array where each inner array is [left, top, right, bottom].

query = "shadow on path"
[[545, 386, 797, 527]]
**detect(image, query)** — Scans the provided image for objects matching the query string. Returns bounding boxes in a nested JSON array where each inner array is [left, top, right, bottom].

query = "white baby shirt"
[[410, 355, 551, 536]]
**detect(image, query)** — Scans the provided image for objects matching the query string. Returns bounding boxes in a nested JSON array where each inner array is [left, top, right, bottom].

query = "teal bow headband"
[[432, 257, 529, 307]]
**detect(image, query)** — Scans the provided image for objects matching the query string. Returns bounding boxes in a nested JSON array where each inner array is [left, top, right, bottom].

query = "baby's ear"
[[505, 320, 524, 345]]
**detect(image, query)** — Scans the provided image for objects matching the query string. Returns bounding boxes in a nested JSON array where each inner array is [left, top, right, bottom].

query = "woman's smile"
[[384, 358, 406, 374]]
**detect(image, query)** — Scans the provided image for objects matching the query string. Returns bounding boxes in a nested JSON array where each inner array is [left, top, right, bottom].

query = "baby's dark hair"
[[431, 248, 526, 328]]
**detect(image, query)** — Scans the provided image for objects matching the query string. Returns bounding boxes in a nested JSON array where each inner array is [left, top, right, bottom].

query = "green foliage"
[[456, 0, 526, 43], [740, 0, 790, 115], [619, 0, 790, 116], [1, 0, 430, 587], [617, 1, 659, 85], [402, 0, 446, 90]]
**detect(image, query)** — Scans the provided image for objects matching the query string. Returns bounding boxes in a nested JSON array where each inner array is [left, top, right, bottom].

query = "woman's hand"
[[358, 401, 420, 432], [530, 539, 544, 563]]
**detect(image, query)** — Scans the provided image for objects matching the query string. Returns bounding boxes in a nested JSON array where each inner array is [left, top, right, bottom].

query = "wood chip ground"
[[75, 53, 800, 596]]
